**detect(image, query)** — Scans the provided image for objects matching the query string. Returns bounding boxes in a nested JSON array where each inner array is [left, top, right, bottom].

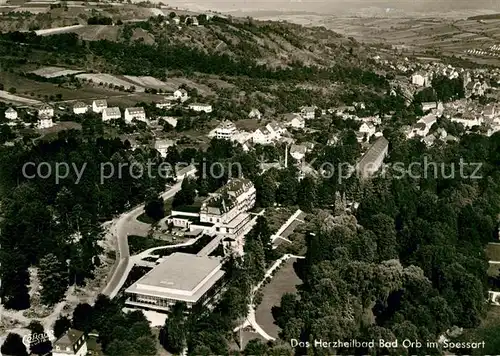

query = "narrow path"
[[271, 209, 302, 243]]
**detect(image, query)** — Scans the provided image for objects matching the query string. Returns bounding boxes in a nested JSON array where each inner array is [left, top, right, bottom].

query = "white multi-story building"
[[359, 122, 377, 140], [92, 99, 107, 113], [451, 115, 483, 129], [37, 117, 54, 129], [412, 72, 431, 87], [188, 103, 213, 113], [266, 121, 286, 139], [72, 102, 88, 115], [300, 106, 316, 120], [52, 329, 88, 356], [5, 107, 17, 120], [252, 126, 272, 145], [215, 120, 236, 140], [102, 107, 121, 121], [154, 139, 174, 158], [124, 107, 147, 124], [125, 253, 225, 313], [173, 89, 189, 102], [38, 104, 54, 118]]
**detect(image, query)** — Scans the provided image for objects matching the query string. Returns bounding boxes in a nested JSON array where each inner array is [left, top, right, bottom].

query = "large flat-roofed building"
[[356, 136, 389, 179], [125, 253, 225, 312]]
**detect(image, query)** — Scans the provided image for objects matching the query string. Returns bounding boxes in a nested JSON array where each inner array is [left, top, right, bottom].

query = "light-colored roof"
[[418, 114, 437, 126], [103, 107, 121, 116], [290, 144, 307, 155], [73, 102, 87, 108], [93, 99, 107, 107], [126, 107, 145, 115], [256, 126, 270, 135], [154, 139, 174, 149], [126, 253, 224, 303], [189, 103, 211, 107], [357, 137, 389, 173], [217, 120, 235, 130], [5, 107, 16, 113]]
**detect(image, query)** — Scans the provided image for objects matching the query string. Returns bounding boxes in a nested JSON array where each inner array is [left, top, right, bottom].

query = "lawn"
[[486, 243, 500, 261], [255, 257, 303, 339], [128, 235, 169, 255], [266, 207, 298, 233]]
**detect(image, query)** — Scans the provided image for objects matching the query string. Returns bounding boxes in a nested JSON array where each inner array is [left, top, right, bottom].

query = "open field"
[[76, 73, 146, 92], [0, 90, 42, 106], [30, 66, 84, 78], [124, 76, 171, 90], [255, 257, 302, 339]]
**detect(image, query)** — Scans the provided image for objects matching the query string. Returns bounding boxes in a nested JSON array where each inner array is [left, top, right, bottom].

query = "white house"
[[5, 107, 18, 120], [73, 102, 88, 115], [173, 89, 189, 102], [188, 103, 213, 113], [125, 107, 147, 124], [407, 122, 428, 138], [412, 72, 431, 87], [451, 114, 483, 129], [215, 120, 236, 140], [156, 99, 174, 109], [155, 139, 175, 158], [266, 121, 286, 139], [37, 117, 54, 129], [102, 107, 121, 121], [253, 126, 272, 145], [286, 113, 305, 129], [161, 116, 178, 128], [359, 122, 377, 140], [52, 329, 87, 356], [290, 144, 307, 161], [248, 108, 262, 120], [92, 99, 107, 113], [300, 106, 316, 120], [38, 104, 54, 118]]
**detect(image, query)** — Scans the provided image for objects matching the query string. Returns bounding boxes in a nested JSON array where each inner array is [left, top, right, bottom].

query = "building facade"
[[52, 329, 87, 356], [125, 253, 225, 313]]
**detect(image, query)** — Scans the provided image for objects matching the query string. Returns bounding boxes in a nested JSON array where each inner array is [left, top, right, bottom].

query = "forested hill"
[[0, 14, 382, 73]]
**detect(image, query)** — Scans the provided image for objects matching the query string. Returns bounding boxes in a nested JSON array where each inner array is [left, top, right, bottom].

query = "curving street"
[[101, 167, 195, 299]]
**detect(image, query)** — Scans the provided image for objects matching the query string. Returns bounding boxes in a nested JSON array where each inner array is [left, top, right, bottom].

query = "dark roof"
[[54, 329, 84, 348]]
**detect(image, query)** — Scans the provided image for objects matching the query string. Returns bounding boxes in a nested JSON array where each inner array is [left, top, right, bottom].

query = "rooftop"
[[54, 329, 84, 348], [357, 136, 389, 172], [126, 253, 224, 303], [126, 107, 145, 114], [103, 107, 121, 116], [93, 99, 107, 107]]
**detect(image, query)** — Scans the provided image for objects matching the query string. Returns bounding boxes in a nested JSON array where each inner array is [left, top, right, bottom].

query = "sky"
[[161, 0, 500, 15]]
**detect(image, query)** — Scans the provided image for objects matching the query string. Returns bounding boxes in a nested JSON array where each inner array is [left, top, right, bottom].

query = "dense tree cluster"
[[275, 132, 500, 354], [0, 118, 167, 309]]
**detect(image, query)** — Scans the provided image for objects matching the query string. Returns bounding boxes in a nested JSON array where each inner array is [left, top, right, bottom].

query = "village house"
[[102, 107, 121, 121], [421, 101, 444, 113], [38, 104, 54, 118], [92, 99, 107, 113], [266, 121, 286, 139], [290, 144, 307, 161], [300, 106, 316, 120], [73, 102, 88, 115], [407, 113, 438, 138], [483, 104, 496, 120], [37, 117, 54, 129], [188, 103, 213, 113], [161, 116, 178, 128], [451, 113, 483, 129], [52, 329, 87, 356], [248, 108, 262, 120], [252, 126, 273, 145], [285, 113, 305, 129], [154, 139, 175, 158], [412, 71, 431, 87], [358, 122, 377, 141], [173, 89, 189, 102], [125, 107, 147, 124], [156, 98, 174, 109], [215, 120, 236, 140], [5, 107, 17, 120]]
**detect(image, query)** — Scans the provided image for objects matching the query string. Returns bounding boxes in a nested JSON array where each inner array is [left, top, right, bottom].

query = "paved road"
[[101, 168, 195, 299]]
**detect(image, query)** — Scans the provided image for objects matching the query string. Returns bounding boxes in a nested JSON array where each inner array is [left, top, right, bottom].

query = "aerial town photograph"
[[0, 0, 500, 355]]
